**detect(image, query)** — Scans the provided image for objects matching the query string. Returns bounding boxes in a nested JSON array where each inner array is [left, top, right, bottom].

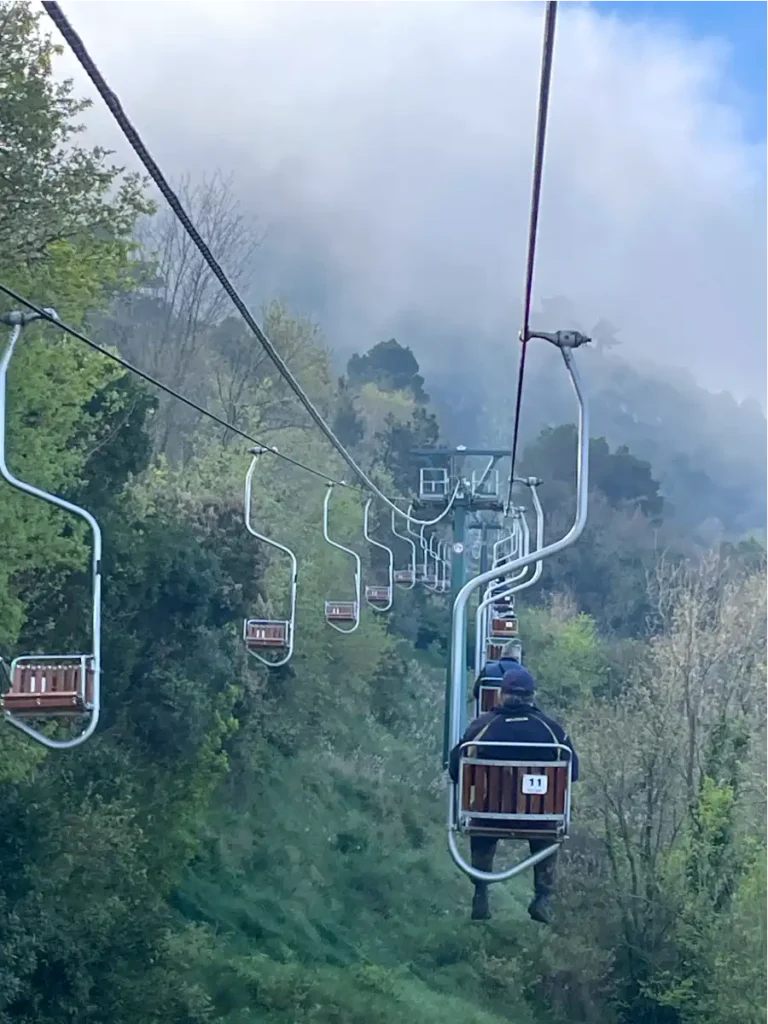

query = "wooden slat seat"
[[244, 619, 288, 649], [394, 569, 414, 585], [486, 640, 504, 660], [490, 616, 518, 638], [458, 758, 570, 840], [325, 601, 357, 622], [478, 683, 502, 713], [3, 659, 94, 717], [365, 586, 391, 605]]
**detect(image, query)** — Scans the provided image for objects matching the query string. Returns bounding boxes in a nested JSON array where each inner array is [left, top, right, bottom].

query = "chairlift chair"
[[391, 508, 417, 590], [0, 311, 101, 749], [485, 640, 505, 661], [449, 740, 572, 882], [322, 485, 361, 633], [363, 499, 393, 612], [490, 616, 518, 639], [243, 450, 298, 666], [325, 600, 358, 623], [475, 681, 503, 716], [447, 326, 591, 884]]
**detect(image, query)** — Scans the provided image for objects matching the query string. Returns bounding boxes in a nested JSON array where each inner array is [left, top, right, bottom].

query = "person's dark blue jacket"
[[452, 666, 579, 784], [472, 657, 520, 700]]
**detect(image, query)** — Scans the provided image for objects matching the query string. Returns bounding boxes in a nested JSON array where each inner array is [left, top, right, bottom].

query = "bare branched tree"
[[572, 553, 766, 1000], [100, 171, 261, 459]]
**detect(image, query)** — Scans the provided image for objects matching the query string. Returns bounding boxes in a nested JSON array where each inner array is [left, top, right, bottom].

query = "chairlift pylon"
[[243, 448, 298, 667], [0, 311, 102, 749]]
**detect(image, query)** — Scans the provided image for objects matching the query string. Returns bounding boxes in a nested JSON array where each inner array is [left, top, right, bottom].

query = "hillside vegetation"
[[0, 6, 765, 1023]]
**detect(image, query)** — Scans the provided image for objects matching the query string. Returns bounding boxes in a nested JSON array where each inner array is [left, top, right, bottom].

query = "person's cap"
[[501, 665, 536, 694]]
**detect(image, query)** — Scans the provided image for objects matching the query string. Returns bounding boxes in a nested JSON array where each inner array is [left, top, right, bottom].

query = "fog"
[[51, 1, 766, 399]]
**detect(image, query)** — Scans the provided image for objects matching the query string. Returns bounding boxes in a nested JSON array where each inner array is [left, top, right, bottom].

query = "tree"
[[97, 172, 260, 457], [0, 2, 152, 307], [347, 339, 428, 403], [569, 554, 766, 1022]]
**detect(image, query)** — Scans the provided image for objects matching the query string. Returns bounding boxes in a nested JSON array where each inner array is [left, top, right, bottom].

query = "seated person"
[[450, 665, 579, 925]]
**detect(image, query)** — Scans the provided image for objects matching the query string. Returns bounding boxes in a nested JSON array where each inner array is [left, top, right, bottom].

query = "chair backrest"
[[456, 741, 572, 835], [477, 683, 501, 713]]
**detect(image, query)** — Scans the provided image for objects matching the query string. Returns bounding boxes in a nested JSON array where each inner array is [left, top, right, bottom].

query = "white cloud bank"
[[52, 1, 766, 398]]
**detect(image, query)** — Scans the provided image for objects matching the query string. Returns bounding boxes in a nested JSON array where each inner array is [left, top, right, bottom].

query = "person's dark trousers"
[[470, 835, 558, 896]]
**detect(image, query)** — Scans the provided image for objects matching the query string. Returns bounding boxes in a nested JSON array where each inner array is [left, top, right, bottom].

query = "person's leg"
[[527, 839, 559, 925], [469, 836, 497, 920]]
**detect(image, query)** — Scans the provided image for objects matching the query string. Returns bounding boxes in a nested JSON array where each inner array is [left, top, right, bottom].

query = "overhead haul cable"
[[506, 0, 558, 507], [41, 0, 457, 527]]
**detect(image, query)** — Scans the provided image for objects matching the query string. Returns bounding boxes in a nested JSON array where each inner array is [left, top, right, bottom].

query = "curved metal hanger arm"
[[0, 312, 101, 749], [244, 449, 298, 666], [363, 498, 394, 611]]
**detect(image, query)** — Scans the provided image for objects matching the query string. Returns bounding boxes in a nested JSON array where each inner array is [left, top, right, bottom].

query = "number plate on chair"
[[522, 774, 548, 795]]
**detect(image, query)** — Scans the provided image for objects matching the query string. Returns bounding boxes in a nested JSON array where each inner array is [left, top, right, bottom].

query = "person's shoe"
[[527, 892, 553, 925], [471, 886, 491, 921]]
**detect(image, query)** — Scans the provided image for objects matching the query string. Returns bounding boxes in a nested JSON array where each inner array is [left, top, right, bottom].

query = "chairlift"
[[0, 311, 101, 749], [390, 508, 417, 590], [449, 740, 573, 883], [363, 499, 393, 612], [476, 681, 502, 714], [447, 327, 591, 884], [243, 449, 297, 667], [323, 485, 361, 633]]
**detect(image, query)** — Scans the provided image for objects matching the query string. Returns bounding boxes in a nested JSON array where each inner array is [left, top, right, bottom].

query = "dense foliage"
[[0, 7, 765, 1022]]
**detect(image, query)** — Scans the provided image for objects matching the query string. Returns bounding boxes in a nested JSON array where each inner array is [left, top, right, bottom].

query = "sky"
[[48, 1, 766, 401]]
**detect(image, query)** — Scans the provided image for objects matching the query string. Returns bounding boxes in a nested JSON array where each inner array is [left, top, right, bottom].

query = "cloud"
[[53, 1, 766, 398]]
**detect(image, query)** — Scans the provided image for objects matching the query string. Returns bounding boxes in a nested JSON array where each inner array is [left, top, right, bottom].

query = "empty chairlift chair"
[[323, 485, 361, 634], [242, 449, 298, 667], [390, 507, 417, 588], [363, 499, 394, 612], [0, 310, 101, 749]]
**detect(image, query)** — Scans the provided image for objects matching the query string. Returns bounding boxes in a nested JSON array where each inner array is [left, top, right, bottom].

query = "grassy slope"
[[176, 663, 553, 1023]]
